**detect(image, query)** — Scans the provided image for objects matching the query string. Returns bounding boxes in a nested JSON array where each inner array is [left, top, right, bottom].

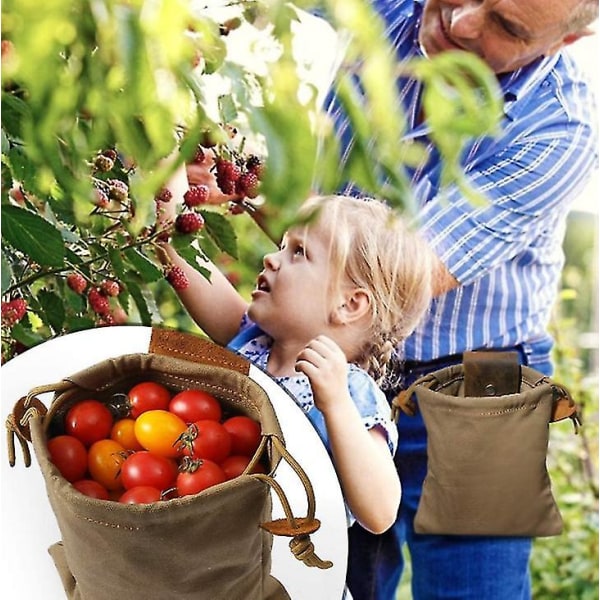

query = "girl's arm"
[[157, 163, 249, 346], [296, 336, 401, 534]]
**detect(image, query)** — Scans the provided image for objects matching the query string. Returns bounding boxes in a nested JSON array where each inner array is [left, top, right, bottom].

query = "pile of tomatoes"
[[46, 381, 265, 504]]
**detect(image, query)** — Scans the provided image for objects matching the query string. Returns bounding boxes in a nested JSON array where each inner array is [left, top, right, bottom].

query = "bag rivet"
[[484, 384, 496, 396]]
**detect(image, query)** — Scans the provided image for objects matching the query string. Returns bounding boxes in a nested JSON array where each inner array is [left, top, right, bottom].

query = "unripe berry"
[[102, 149, 118, 161], [94, 154, 114, 172], [93, 188, 110, 208], [107, 179, 128, 203]]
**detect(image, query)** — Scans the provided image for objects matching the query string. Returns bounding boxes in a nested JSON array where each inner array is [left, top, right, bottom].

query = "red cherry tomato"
[[169, 389, 222, 423], [72, 479, 110, 500], [47, 435, 88, 482], [64, 399, 114, 447], [110, 418, 144, 451], [88, 439, 127, 491], [120, 451, 177, 491], [176, 459, 226, 496], [222, 415, 261, 456], [180, 420, 231, 463], [134, 410, 187, 458], [127, 381, 171, 418], [119, 486, 163, 504], [220, 455, 267, 480]]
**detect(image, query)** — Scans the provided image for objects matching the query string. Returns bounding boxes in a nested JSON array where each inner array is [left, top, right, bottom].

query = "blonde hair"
[[298, 195, 434, 384]]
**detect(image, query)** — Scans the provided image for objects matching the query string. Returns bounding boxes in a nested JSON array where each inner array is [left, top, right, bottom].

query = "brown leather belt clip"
[[463, 350, 521, 397]]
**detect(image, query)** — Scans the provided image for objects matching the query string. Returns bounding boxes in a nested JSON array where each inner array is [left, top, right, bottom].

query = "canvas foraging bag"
[[391, 351, 580, 537], [6, 328, 332, 600]]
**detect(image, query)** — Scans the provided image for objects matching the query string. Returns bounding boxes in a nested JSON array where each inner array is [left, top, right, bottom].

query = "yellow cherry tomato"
[[110, 418, 144, 452], [134, 410, 187, 458]]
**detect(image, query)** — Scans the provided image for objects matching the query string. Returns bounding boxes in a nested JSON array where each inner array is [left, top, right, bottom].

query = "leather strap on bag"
[[391, 352, 581, 430], [463, 350, 520, 396], [149, 327, 250, 375]]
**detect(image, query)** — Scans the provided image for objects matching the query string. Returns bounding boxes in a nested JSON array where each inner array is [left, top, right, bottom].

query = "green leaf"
[[7, 147, 36, 187], [1, 252, 13, 293], [64, 287, 86, 313], [11, 322, 45, 347], [108, 246, 128, 281], [199, 210, 238, 259], [1, 92, 30, 139], [37, 289, 66, 333], [218, 94, 238, 124], [125, 279, 151, 325], [122, 247, 163, 283], [171, 235, 211, 281], [1, 205, 65, 267]]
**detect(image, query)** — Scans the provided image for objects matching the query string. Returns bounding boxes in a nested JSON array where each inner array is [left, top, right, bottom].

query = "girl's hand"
[[295, 335, 350, 413]]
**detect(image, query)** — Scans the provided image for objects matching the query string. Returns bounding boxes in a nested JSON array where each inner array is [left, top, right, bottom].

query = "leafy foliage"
[[1, 0, 501, 361]]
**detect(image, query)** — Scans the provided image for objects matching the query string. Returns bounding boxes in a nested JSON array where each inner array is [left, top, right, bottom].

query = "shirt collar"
[[499, 53, 561, 120]]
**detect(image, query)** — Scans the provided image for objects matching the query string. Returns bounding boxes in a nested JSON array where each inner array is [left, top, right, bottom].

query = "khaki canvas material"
[[392, 357, 579, 538]]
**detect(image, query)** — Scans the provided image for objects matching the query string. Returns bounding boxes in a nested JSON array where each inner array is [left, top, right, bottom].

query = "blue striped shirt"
[[324, 0, 598, 364]]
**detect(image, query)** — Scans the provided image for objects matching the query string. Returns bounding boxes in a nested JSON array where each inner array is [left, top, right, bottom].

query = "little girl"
[[157, 165, 434, 534]]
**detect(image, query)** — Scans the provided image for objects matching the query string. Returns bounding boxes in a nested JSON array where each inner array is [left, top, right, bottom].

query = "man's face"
[[419, 0, 580, 73]]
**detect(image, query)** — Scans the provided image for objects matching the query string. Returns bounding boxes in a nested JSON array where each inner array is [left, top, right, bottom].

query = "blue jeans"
[[346, 343, 553, 600]]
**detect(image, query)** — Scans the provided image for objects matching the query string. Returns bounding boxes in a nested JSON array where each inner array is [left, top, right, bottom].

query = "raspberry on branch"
[[166, 265, 190, 290], [93, 154, 115, 173], [66, 273, 87, 294], [245, 155, 264, 178], [236, 171, 260, 199], [88, 288, 111, 316], [1, 298, 27, 328], [107, 179, 129, 203], [100, 280, 120, 297], [184, 185, 210, 207], [215, 158, 241, 195], [175, 212, 205, 234], [155, 187, 173, 203]]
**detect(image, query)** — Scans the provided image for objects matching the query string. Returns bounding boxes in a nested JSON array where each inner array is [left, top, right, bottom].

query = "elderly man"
[[324, 0, 598, 599]]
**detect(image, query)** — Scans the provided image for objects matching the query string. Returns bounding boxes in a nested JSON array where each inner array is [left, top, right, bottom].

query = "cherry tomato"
[[88, 439, 127, 490], [220, 455, 267, 480], [120, 451, 177, 491], [72, 479, 110, 500], [134, 410, 187, 458], [176, 459, 226, 496], [64, 399, 114, 447], [119, 486, 163, 504], [110, 418, 144, 451], [169, 389, 222, 423], [180, 420, 231, 463], [47, 435, 88, 482], [127, 381, 171, 418], [222, 415, 261, 456]]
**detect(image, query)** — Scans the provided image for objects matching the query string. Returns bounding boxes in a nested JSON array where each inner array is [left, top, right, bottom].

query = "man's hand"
[[186, 155, 243, 205]]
